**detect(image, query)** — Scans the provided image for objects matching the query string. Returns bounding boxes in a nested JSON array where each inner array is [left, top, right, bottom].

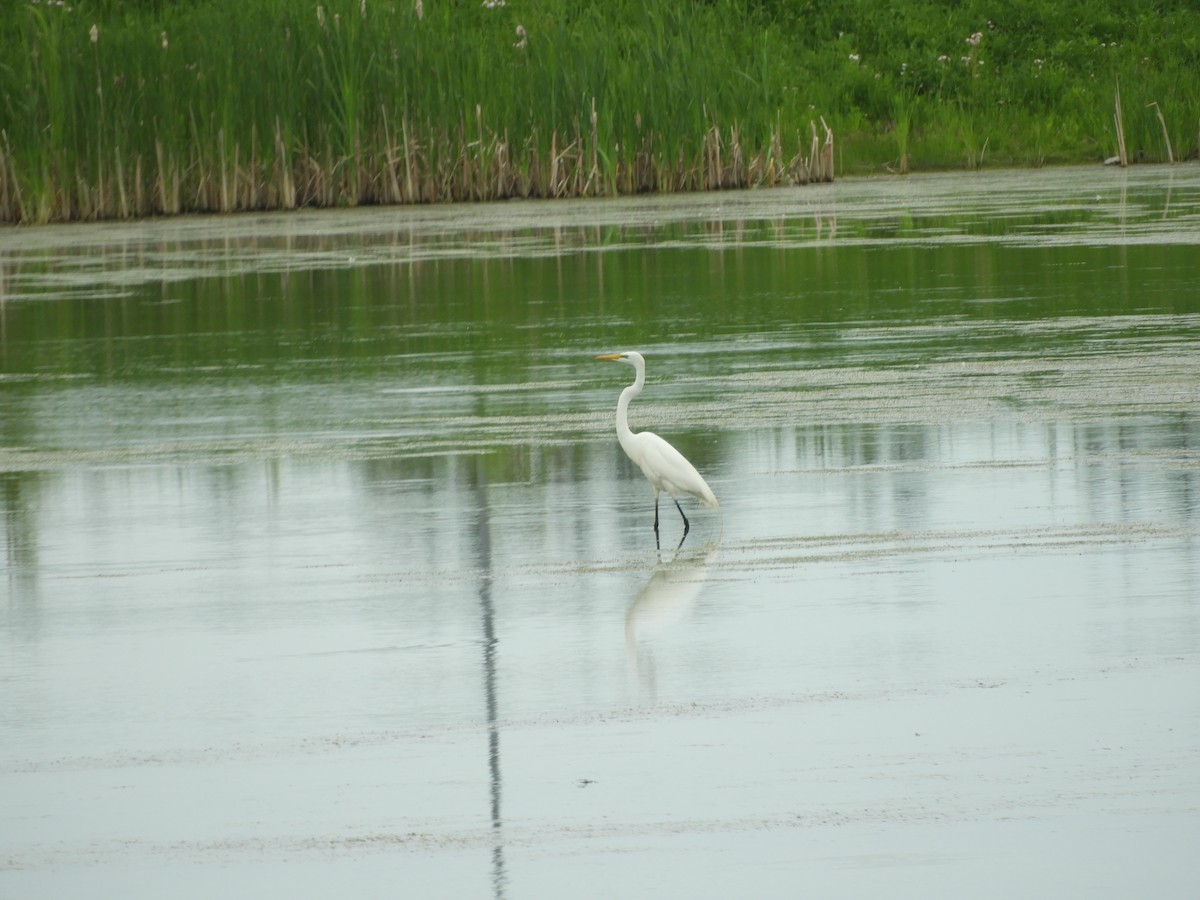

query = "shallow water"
[[3, 165, 1200, 898]]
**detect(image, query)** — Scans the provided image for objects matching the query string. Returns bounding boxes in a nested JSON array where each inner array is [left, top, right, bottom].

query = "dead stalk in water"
[[820, 116, 834, 182], [1147, 102, 1173, 163], [1113, 81, 1128, 167]]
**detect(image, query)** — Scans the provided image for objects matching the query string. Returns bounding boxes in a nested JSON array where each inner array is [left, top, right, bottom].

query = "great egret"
[[594, 351, 718, 546]]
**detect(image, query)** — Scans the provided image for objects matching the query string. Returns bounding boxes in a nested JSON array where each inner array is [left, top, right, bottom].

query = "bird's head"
[[594, 351, 644, 369]]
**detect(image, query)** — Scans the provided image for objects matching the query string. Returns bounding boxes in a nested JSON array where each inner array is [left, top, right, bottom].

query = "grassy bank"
[[1, 0, 1197, 223]]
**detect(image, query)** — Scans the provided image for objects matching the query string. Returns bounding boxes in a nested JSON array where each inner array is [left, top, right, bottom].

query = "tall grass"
[[0, 0, 1196, 224], [0, 0, 832, 223], [788, 0, 1200, 172]]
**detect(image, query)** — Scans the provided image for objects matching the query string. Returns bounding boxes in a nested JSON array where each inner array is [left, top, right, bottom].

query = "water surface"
[[3, 165, 1200, 898]]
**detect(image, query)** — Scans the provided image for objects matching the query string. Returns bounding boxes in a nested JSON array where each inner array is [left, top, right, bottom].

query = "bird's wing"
[[634, 431, 719, 507]]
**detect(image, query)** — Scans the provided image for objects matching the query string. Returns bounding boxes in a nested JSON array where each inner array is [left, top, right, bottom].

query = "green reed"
[[804, 0, 1199, 172], [1, 0, 1195, 223]]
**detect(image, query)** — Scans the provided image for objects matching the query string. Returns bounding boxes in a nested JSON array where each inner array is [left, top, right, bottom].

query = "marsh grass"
[[2, 0, 838, 223], [1, 0, 1196, 223], [803, 0, 1198, 173]]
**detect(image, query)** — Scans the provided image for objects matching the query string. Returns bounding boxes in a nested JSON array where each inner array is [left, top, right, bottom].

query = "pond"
[[3, 165, 1199, 898]]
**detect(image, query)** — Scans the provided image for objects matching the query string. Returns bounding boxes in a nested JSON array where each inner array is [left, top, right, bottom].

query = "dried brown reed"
[[0, 102, 833, 224]]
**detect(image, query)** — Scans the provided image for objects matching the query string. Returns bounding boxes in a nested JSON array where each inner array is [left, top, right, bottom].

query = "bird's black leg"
[[673, 499, 690, 551], [675, 499, 690, 537], [653, 496, 661, 549]]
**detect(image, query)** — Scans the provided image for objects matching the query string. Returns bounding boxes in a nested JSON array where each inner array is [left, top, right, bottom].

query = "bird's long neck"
[[615, 366, 644, 451]]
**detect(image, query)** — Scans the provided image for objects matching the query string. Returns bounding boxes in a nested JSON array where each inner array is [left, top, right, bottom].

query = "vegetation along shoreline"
[[2, 0, 1197, 224]]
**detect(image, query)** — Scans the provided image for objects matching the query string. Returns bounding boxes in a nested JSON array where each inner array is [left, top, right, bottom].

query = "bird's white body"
[[595, 351, 717, 543], [619, 429, 718, 508]]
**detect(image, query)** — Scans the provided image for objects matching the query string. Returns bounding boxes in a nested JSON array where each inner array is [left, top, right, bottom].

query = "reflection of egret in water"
[[467, 457, 507, 900], [625, 541, 719, 697]]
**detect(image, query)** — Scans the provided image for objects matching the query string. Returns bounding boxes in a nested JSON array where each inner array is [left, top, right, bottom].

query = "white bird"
[[594, 351, 718, 546]]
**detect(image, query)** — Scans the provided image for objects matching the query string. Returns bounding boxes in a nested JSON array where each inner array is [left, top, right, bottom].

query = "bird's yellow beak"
[[593, 353, 622, 361]]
